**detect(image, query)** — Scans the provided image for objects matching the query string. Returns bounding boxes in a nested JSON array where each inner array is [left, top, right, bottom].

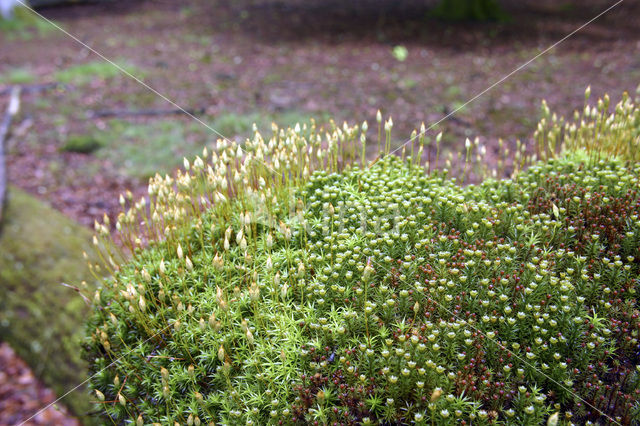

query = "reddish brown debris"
[[0, 342, 79, 426]]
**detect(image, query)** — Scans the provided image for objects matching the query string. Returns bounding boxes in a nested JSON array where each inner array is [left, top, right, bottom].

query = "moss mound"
[[85, 151, 640, 424], [0, 187, 99, 420], [85, 92, 640, 424]]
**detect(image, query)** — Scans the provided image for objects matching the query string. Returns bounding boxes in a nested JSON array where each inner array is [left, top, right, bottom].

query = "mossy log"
[[0, 187, 100, 423]]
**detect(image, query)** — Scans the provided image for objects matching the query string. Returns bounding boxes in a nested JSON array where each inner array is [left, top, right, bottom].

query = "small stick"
[[0, 86, 21, 225], [87, 107, 205, 119], [61, 282, 92, 307], [0, 82, 63, 96]]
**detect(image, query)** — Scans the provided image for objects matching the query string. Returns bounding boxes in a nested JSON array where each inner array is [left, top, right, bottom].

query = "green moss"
[[82, 92, 640, 424], [84, 151, 640, 424], [88, 111, 327, 179], [60, 134, 105, 154], [0, 188, 100, 422], [0, 67, 36, 85], [53, 60, 143, 85], [0, 6, 55, 40], [94, 119, 207, 179]]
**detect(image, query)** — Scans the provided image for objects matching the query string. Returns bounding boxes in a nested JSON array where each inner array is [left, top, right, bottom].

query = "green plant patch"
[[60, 134, 105, 154], [96, 119, 202, 179], [91, 111, 326, 179], [85, 152, 640, 425], [0, 6, 55, 40], [208, 111, 328, 140], [84, 93, 640, 424], [392, 45, 409, 62], [53, 60, 143, 85], [212, 111, 260, 137], [0, 67, 36, 85]]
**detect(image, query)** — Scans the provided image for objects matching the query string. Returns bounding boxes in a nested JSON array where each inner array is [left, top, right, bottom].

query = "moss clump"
[[0, 188, 100, 421], [61, 134, 105, 154], [85, 93, 640, 424], [0, 67, 36, 85], [536, 86, 640, 162], [53, 60, 143, 86]]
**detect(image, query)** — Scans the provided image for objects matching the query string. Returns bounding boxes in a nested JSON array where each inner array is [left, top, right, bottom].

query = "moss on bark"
[[0, 187, 99, 423]]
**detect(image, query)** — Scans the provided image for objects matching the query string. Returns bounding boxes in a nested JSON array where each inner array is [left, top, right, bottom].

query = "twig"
[[0, 82, 63, 97], [8, 117, 34, 146], [442, 105, 473, 128], [61, 282, 92, 307], [87, 107, 205, 119], [0, 86, 21, 225]]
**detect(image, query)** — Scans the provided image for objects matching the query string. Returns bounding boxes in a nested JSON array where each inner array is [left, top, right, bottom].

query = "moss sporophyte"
[[84, 91, 640, 424]]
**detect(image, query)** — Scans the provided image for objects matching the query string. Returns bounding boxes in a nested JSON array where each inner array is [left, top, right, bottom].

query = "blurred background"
[[0, 0, 639, 423]]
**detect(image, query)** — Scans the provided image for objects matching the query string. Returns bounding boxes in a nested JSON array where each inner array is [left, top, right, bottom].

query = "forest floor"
[[0, 343, 78, 425], [0, 0, 639, 422]]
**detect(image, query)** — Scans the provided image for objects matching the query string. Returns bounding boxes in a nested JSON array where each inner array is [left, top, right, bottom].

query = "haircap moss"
[[85, 92, 640, 424]]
